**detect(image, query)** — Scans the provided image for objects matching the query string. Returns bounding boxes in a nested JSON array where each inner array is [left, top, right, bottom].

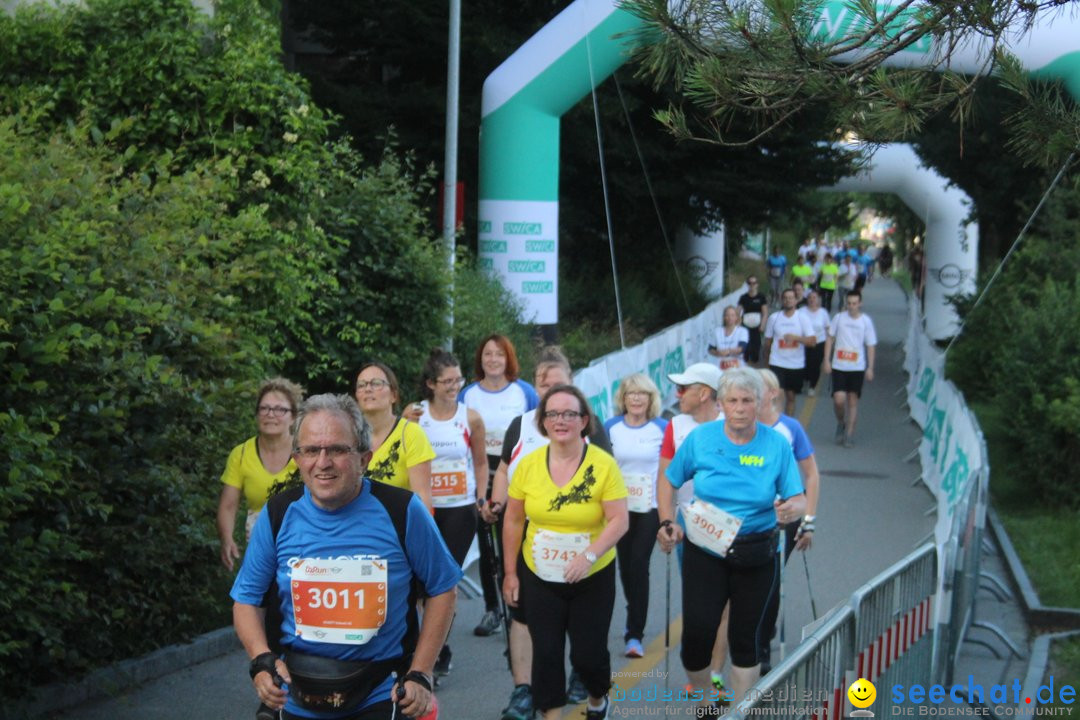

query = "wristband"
[[403, 670, 433, 692], [249, 652, 278, 680], [659, 519, 673, 528]]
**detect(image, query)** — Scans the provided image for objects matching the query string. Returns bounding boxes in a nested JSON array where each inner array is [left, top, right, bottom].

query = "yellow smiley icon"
[[848, 678, 877, 709]]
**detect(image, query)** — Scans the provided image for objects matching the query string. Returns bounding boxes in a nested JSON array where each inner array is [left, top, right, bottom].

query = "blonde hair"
[[757, 368, 782, 412], [614, 373, 662, 420]]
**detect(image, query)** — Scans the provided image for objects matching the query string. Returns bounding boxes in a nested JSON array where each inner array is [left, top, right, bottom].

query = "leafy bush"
[[0, 119, 267, 691], [0, 0, 525, 697], [947, 182, 1080, 507]]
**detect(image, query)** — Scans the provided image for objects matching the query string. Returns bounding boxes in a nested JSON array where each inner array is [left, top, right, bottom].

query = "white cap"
[[667, 363, 722, 391]]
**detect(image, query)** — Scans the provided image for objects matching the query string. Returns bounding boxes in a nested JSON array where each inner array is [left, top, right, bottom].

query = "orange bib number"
[[720, 357, 741, 370], [431, 458, 469, 506], [778, 339, 799, 350], [290, 557, 388, 645], [836, 349, 859, 363]]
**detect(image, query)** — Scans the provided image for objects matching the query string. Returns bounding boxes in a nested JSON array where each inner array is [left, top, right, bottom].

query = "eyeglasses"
[[675, 384, 698, 396], [355, 379, 391, 391], [257, 405, 291, 417], [625, 391, 650, 399], [435, 376, 466, 387], [542, 410, 585, 422], [295, 444, 356, 460], [747, 280, 759, 285]]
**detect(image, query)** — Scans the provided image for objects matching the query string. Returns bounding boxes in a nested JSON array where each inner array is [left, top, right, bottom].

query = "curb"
[[5, 626, 239, 720], [986, 507, 1080, 631], [1019, 630, 1080, 712]]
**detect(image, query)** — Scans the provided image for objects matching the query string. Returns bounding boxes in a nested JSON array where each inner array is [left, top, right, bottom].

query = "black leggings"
[[760, 525, 799, 654], [804, 342, 825, 390], [616, 509, 659, 641], [680, 539, 779, 670], [434, 503, 477, 567], [521, 561, 616, 711]]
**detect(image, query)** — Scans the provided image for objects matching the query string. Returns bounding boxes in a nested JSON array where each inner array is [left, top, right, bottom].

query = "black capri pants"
[[433, 503, 477, 567], [520, 560, 616, 711], [680, 538, 780, 670]]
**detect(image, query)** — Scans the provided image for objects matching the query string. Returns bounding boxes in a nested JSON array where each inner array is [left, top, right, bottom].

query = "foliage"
[[282, 0, 860, 334], [0, 0, 526, 696], [947, 180, 1080, 507], [621, 0, 1075, 151], [0, 119, 264, 693]]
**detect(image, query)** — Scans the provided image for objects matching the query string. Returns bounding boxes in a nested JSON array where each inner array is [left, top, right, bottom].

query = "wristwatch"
[[584, 551, 598, 564]]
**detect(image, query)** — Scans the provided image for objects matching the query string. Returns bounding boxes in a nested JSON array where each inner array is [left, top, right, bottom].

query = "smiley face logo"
[[848, 678, 876, 709]]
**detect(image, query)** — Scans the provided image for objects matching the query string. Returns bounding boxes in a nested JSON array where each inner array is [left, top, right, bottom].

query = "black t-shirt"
[[738, 293, 767, 325]]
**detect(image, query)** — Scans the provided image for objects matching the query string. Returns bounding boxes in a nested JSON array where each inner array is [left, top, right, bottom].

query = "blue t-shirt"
[[767, 254, 788, 278], [857, 253, 874, 273], [665, 420, 803, 536], [771, 414, 814, 461], [231, 480, 463, 718]]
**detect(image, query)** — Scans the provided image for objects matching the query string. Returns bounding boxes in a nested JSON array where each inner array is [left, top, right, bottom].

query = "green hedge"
[[947, 183, 1080, 508], [0, 0, 524, 696]]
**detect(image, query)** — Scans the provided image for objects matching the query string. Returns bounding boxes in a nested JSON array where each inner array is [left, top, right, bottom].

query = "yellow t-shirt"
[[509, 444, 627, 578], [220, 436, 298, 511], [367, 417, 436, 491]]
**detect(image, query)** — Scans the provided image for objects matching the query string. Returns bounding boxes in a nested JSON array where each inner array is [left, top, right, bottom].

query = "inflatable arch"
[[478, 0, 1080, 338]]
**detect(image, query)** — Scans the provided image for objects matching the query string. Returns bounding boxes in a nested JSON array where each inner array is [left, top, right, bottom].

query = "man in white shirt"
[[823, 290, 878, 447], [763, 289, 816, 417]]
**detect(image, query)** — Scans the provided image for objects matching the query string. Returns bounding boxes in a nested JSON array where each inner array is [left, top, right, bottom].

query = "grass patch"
[[969, 401, 1080, 610], [1047, 634, 1080, 704]]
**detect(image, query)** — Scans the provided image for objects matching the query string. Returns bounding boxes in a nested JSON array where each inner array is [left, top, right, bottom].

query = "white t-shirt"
[[828, 312, 878, 371], [713, 325, 749, 370], [418, 402, 477, 509], [839, 262, 857, 290], [459, 379, 537, 459], [605, 416, 667, 512], [765, 310, 815, 369], [798, 307, 830, 344]]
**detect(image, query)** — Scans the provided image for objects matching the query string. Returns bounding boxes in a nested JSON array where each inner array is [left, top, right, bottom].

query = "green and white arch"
[[479, 0, 1080, 334]]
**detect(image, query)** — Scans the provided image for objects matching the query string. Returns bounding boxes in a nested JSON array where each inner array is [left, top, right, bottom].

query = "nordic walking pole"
[[802, 552, 818, 621], [489, 520, 512, 669], [664, 526, 673, 694], [778, 527, 786, 663]]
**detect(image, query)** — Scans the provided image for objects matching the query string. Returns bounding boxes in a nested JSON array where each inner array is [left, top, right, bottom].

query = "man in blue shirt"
[[232, 394, 462, 720]]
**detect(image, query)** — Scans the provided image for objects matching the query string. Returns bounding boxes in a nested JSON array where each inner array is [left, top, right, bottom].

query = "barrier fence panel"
[[730, 605, 856, 720], [732, 545, 937, 720], [850, 545, 938, 718]]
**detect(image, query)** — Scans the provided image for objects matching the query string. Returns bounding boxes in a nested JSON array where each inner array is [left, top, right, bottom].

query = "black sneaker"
[[567, 669, 588, 704], [835, 421, 846, 445], [255, 702, 278, 720], [434, 645, 452, 677], [585, 697, 610, 720], [474, 609, 502, 636], [501, 684, 534, 720]]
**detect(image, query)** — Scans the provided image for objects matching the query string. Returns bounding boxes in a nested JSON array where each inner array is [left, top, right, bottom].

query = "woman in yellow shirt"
[[216, 377, 303, 571], [502, 385, 628, 720], [355, 360, 435, 511]]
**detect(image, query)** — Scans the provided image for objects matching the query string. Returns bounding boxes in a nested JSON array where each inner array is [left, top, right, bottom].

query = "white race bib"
[[485, 427, 506, 457], [431, 457, 469, 507], [531, 529, 590, 583], [682, 499, 743, 557], [742, 312, 761, 329], [624, 473, 654, 514], [290, 557, 388, 645]]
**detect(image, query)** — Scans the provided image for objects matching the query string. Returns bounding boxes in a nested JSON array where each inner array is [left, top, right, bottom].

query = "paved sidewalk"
[[43, 278, 1024, 720]]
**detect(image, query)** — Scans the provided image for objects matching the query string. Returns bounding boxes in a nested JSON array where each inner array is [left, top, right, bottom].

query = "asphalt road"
[[56, 278, 934, 720]]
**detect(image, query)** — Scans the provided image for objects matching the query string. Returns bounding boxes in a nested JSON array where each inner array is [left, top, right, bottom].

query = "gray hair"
[[292, 393, 372, 453], [717, 367, 765, 404]]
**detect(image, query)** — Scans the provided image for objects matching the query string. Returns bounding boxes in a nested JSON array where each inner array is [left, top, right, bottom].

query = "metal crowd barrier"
[[731, 544, 938, 720]]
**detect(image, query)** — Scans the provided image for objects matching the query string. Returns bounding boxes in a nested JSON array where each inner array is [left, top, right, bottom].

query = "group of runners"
[[219, 269, 880, 720]]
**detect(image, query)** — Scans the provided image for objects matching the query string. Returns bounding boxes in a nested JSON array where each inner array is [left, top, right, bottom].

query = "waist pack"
[[285, 650, 401, 712], [725, 528, 778, 568]]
